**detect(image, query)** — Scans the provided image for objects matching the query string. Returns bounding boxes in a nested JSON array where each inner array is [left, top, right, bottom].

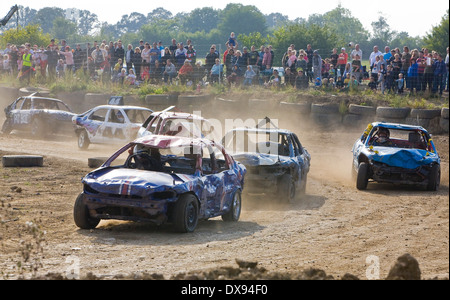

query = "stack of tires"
[[376, 107, 411, 124], [343, 104, 376, 128], [310, 103, 341, 128], [440, 107, 449, 133], [406, 109, 442, 132]]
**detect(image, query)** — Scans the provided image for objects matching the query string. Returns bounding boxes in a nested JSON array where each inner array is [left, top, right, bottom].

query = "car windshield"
[[223, 130, 290, 156], [124, 109, 152, 124], [33, 99, 71, 112], [369, 128, 428, 150], [109, 144, 201, 175]]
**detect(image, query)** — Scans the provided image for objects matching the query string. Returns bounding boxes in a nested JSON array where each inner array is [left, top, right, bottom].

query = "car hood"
[[82, 168, 195, 197], [231, 152, 289, 167], [369, 147, 439, 169]]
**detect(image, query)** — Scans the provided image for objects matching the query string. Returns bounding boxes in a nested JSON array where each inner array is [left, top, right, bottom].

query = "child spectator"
[[125, 68, 137, 86], [56, 59, 65, 78], [243, 65, 256, 86], [368, 76, 377, 91], [395, 73, 405, 94], [226, 32, 238, 49]]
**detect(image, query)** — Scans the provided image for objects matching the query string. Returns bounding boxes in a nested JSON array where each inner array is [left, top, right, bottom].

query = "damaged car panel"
[[73, 105, 153, 149], [1, 94, 76, 137], [352, 122, 441, 191], [74, 135, 246, 233], [222, 123, 311, 203]]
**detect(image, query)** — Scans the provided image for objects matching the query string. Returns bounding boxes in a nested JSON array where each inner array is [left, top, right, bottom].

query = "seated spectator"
[[179, 60, 194, 85], [284, 67, 296, 87], [295, 70, 309, 89], [264, 69, 281, 88], [243, 65, 256, 86], [210, 58, 223, 84], [163, 59, 177, 85], [125, 68, 137, 86], [192, 61, 206, 85], [368, 76, 377, 91]]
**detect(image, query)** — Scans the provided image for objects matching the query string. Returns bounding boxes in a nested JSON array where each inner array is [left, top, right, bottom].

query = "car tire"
[[173, 194, 199, 233], [427, 164, 440, 191], [2, 155, 44, 167], [298, 173, 308, 195], [222, 190, 242, 222], [30, 118, 46, 138], [279, 174, 296, 203], [78, 130, 90, 150], [73, 193, 100, 229], [356, 162, 369, 190]]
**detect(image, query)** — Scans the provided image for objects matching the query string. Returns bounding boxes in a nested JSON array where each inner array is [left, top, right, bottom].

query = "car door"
[[104, 108, 127, 143], [86, 107, 108, 144], [200, 145, 222, 216], [292, 133, 310, 180]]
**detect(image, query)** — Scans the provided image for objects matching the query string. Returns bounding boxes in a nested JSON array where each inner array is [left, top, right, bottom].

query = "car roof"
[[371, 122, 428, 133], [25, 96, 65, 103], [227, 127, 293, 135], [150, 110, 206, 120], [92, 105, 153, 111], [134, 135, 215, 150]]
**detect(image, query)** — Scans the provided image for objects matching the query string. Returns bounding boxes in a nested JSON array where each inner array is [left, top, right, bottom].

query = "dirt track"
[[0, 97, 448, 280]]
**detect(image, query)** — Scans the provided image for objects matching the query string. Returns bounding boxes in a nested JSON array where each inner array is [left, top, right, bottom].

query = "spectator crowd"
[[0, 34, 448, 96]]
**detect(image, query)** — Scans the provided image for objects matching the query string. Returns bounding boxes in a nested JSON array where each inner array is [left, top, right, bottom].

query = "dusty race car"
[[74, 135, 246, 233], [222, 118, 311, 203], [137, 106, 217, 140], [73, 105, 153, 149], [1, 94, 76, 138], [352, 122, 441, 191]]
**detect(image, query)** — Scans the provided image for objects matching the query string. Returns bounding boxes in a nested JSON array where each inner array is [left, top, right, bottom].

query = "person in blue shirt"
[[407, 58, 418, 93], [432, 53, 447, 96]]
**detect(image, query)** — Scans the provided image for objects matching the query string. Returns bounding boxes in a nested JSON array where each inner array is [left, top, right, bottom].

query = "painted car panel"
[[2, 96, 76, 135], [352, 122, 440, 187], [222, 127, 311, 196], [79, 135, 246, 225], [73, 105, 153, 145]]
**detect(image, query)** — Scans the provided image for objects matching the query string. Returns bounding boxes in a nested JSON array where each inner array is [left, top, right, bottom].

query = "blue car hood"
[[371, 147, 439, 169], [83, 168, 194, 197]]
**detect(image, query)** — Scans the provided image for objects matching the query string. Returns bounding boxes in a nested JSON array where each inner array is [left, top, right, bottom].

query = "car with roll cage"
[[352, 122, 441, 191], [74, 135, 246, 233], [221, 117, 311, 203], [1, 93, 76, 138]]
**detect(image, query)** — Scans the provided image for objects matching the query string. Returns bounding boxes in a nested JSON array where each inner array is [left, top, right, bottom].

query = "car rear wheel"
[[279, 174, 296, 203], [173, 194, 199, 233], [78, 130, 90, 150], [222, 190, 242, 222], [356, 162, 369, 190], [427, 164, 440, 191], [73, 193, 100, 229]]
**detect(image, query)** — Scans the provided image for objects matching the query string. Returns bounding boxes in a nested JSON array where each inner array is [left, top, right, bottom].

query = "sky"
[[1, 0, 449, 37]]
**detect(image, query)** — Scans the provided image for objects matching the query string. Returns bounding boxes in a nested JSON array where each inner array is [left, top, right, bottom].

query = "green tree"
[[0, 24, 51, 48], [181, 7, 219, 33], [423, 10, 449, 54], [218, 4, 267, 37], [238, 32, 268, 49], [52, 17, 77, 41], [32, 7, 65, 34]]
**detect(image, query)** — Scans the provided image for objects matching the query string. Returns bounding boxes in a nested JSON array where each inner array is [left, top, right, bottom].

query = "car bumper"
[[370, 162, 434, 186]]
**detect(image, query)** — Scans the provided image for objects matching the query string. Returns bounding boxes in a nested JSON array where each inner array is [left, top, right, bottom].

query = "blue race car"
[[74, 135, 246, 233], [352, 122, 441, 191]]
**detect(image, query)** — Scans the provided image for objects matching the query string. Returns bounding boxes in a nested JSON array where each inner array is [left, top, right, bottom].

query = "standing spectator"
[[445, 47, 449, 92], [161, 47, 171, 69], [337, 47, 348, 80], [351, 54, 362, 82], [369, 46, 382, 75], [395, 73, 405, 94], [383, 46, 392, 61], [45, 45, 59, 80], [351, 44, 362, 61], [416, 51, 426, 92], [125, 44, 134, 74], [132, 47, 142, 81], [175, 43, 187, 69], [258, 45, 265, 71], [407, 58, 418, 94], [59, 46, 74, 74], [150, 42, 160, 73], [312, 50, 322, 80], [225, 48, 235, 77], [186, 44, 196, 65], [330, 48, 339, 80], [56, 59, 65, 78], [384, 65, 394, 94], [423, 52, 434, 92], [401, 46, 411, 76], [169, 39, 178, 59], [141, 43, 151, 71], [241, 47, 250, 67], [391, 53, 402, 80], [139, 40, 145, 51], [115, 41, 125, 69], [432, 53, 447, 96], [296, 53, 307, 73], [92, 45, 105, 72], [243, 65, 256, 86], [248, 45, 259, 68], [20, 47, 33, 84], [73, 44, 85, 72], [305, 44, 314, 82], [262, 47, 272, 72]]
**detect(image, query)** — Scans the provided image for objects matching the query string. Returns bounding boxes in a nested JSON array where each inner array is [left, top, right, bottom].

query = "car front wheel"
[[356, 162, 369, 190], [427, 164, 440, 191], [78, 130, 90, 150], [73, 193, 100, 229], [173, 194, 199, 233]]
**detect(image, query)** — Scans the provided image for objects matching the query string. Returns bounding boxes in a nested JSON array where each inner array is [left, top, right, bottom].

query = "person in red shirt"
[[337, 47, 348, 77]]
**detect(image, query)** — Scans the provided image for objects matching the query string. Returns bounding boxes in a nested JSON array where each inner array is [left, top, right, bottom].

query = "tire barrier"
[[343, 104, 376, 127], [310, 103, 341, 128], [2, 155, 44, 167]]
